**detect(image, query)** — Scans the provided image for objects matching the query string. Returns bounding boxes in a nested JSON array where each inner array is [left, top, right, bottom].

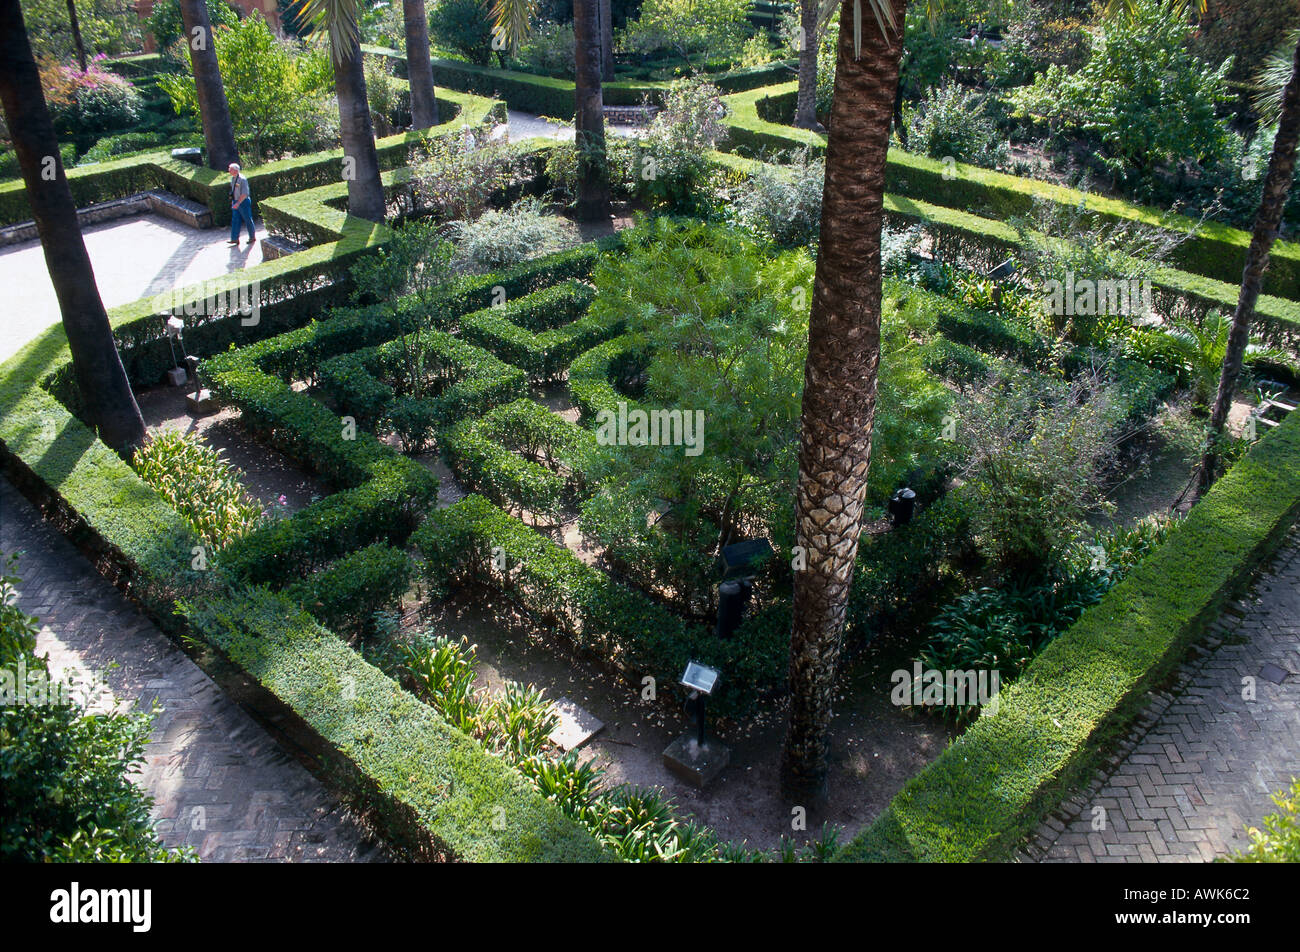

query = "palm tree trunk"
[[1194, 37, 1300, 497], [179, 0, 238, 171], [0, 0, 145, 456], [599, 0, 615, 80], [403, 0, 439, 128], [66, 0, 87, 72], [794, 0, 820, 129], [573, 0, 609, 221], [780, 0, 909, 803], [333, 34, 387, 223]]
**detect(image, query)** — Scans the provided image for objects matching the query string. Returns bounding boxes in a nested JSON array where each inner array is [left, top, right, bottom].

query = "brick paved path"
[[1022, 526, 1300, 863], [0, 477, 386, 862]]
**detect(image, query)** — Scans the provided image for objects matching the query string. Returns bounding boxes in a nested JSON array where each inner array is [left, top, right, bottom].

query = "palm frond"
[[1254, 30, 1300, 126], [817, 0, 900, 59], [291, 0, 360, 66], [1100, 0, 1208, 20], [491, 0, 537, 54]]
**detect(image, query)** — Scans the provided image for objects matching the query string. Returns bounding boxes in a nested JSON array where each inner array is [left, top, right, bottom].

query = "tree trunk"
[[179, 0, 238, 171], [0, 0, 145, 456], [780, 0, 909, 803], [333, 34, 387, 223], [573, 0, 609, 221], [1194, 37, 1300, 497], [794, 0, 820, 130], [66, 0, 87, 72], [599, 0, 615, 80], [403, 0, 439, 129]]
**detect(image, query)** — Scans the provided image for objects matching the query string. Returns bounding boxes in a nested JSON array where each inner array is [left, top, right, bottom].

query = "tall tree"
[[0, 0, 145, 455], [178, 0, 239, 171], [793, 0, 821, 129], [491, 0, 609, 218], [1192, 36, 1300, 497], [403, 0, 439, 128], [780, 0, 908, 802], [66, 0, 87, 72], [599, 0, 615, 79], [573, 0, 610, 219], [294, 0, 387, 222]]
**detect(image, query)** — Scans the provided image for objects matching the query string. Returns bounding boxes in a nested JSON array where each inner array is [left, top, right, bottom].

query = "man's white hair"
[[228, 163, 240, 172]]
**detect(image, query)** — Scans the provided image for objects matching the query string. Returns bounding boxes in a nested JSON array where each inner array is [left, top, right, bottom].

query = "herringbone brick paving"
[[0, 477, 386, 862], [1022, 524, 1300, 863]]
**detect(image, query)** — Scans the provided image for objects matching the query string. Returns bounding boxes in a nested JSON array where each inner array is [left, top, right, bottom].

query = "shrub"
[[508, 21, 577, 77], [951, 368, 1134, 576], [148, 0, 240, 57], [447, 197, 578, 274], [409, 124, 519, 221], [727, 146, 824, 247], [635, 78, 727, 212], [903, 85, 1008, 171], [130, 430, 265, 552], [1008, 0, 1232, 179], [429, 0, 495, 65], [0, 554, 192, 863], [1232, 778, 1300, 863], [622, 0, 750, 65], [41, 59, 142, 144], [285, 543, 414, 637]]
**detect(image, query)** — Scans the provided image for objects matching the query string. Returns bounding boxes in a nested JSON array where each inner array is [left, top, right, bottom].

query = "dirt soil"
[[415, 595, 953, 853]]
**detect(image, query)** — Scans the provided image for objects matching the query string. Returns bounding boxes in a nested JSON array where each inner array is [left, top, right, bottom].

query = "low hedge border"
[[0, 303, 605, 865], [567, 333, 648, 422], [363, 45, 797, 119], [835, 410, 1300, 862], [441, 397, 597, 522], [0, 88, 501, 230], [459, 279, 619, 380], [717, 83, 1300, 303], [710, 152, 1300, 345], [411, 494, 788, 716]]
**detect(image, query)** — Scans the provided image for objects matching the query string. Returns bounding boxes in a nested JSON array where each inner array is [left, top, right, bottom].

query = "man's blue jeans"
[[230, 197, 255, 242]]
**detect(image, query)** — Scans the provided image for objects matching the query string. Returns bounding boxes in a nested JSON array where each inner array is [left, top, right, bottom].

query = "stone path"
[[0, 212, 266, 362], [1022, 525, 1300, 863], [0, 477, 386, 862]]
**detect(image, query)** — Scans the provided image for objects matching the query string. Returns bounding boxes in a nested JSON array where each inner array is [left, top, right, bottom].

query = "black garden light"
[[888, 487, 917, 527], [714, 538, 772, 640]]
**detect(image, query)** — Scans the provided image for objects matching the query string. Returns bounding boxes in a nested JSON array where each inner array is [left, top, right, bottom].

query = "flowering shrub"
[[39, 58, 141, 140]]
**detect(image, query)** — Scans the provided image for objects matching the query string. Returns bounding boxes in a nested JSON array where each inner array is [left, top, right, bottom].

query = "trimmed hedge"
[[441, 397, 597, 522], [183, 586, 608, 861], [460, 279, 619, 380], [718, 82, 1300, 302], [567, 333, 649, 422], [363, 45, 796, 118], [836, 410, 1300, 862], [412, 494, 787, 716], [284, 542, 414, 635], [0, 301, 605, 865], [0, 88, 501, 229]]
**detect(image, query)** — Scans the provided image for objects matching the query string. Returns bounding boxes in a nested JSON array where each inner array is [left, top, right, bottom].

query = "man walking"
[[227, 162, 256, 246]]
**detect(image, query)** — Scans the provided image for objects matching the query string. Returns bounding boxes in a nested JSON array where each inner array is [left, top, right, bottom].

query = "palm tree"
[[599, 0, 615, 79], [1192, 35, 1300, 496], [793, 0, 822, 129], [0, 0, 146, 455], [294, 0, 387, 222], [779, 0, 908, 802], [403, 0, 439, 128], [66, 0, 87, 72], [179, 0, 239, 171], [490, 0, 609, 219]]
